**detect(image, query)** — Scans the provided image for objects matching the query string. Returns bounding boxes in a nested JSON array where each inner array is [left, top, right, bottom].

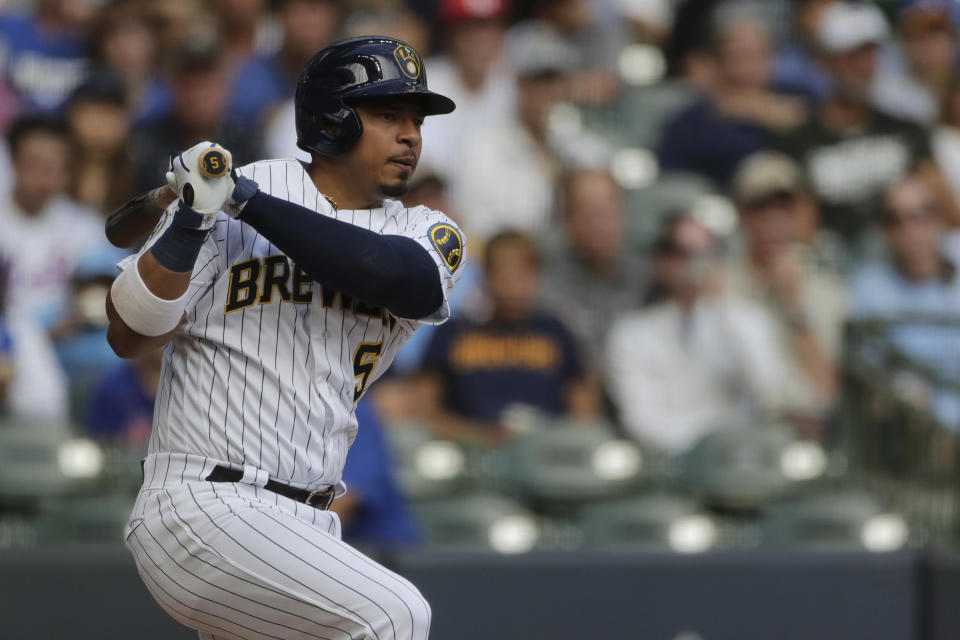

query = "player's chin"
[[380, 178, 410, 198]]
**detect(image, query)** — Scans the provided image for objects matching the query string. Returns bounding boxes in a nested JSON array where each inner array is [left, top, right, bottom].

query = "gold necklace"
[[322, 194, 338, 210]]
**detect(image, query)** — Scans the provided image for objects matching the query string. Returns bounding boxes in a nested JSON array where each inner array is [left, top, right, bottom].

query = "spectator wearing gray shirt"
[[540, 168, 648, 361]]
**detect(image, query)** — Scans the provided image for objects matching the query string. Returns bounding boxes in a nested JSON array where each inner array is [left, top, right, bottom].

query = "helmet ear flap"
[[295, 98, 363, 156]]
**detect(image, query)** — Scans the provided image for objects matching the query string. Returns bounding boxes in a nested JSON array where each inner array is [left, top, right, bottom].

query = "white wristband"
[[110, 259, 189, 337]]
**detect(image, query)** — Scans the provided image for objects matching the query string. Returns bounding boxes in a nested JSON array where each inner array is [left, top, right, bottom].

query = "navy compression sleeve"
[[239, 191, 444, 319]]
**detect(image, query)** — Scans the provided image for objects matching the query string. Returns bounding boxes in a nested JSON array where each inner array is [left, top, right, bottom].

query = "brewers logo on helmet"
[[294, 37, 455, 157]]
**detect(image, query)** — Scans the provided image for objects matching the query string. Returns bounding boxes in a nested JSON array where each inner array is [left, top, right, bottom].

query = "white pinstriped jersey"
[[119, 158, 465, 490]]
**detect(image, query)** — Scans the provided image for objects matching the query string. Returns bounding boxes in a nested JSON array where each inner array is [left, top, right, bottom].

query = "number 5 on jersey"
[[353, 341, 383, 401]]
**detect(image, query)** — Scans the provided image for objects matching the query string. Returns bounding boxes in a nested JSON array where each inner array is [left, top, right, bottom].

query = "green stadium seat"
[[678, 426, 830, 511], [760, 490, 911, 551], [500, 420, 647, 510], [384, 421, 472, 500], [580, 492, 738, 552], [626, 172, 715, 246], [412, 493, 539, 553], [0, 419, 92, 505]]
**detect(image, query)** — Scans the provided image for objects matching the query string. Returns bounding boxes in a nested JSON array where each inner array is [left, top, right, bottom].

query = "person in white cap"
[[776, 1, 959, 244], [872, 0, 960, 125]]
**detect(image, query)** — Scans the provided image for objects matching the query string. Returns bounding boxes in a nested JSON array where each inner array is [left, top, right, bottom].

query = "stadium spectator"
[[332, 397, 420, 547], [540, 168, 647, 359], [849, 174, 960, 399], [872, 0, 959, 126], [774, 0, 837, 101], [605, 213, 783, 454], [210, 0, 277, 65], [417, 230, 599, 444], [449, 30, 574, 242], [0, 284, 11, 415], [418, 0, 515, 178], [341, 4, 429, 54], [614, 0, 675, 47], [0, 115, 102, 421], [228, 0, 342, 127], [0, 0, 91, 112], [657, 5, 807, 188], [87, 0, 171, 125], [776, 1, 953, 243], [932, 73, 960, 208], [144, 0, 211, 64], [131, 35, 261, 195], [85, 348, 162, 446], [724, 152, 845, 436], [49, 248, 126, 421], [0, 115, 103, 326], [508, 0, 620, 104], [65, 74, 136, 213], [0, 326, 10, 413]]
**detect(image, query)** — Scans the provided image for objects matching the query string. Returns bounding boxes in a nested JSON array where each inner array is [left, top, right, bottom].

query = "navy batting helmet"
[[295, 36, 456, 157]]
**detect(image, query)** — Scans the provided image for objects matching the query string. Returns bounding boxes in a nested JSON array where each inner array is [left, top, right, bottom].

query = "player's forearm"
[[239, 191, 443, 318], [106, 252, 192, 359]]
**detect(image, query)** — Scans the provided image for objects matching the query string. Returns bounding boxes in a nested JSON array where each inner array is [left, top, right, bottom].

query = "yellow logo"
[[393, 45, 420, 80], [199, 149, 228, 178], [429, 223, 463, 272]]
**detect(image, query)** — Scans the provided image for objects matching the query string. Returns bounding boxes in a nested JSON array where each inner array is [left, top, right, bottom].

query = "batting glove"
[[165, 141, 235, 216]]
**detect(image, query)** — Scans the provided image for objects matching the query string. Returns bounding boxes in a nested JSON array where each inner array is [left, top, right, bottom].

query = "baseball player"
[[104, 37, 464, 640]]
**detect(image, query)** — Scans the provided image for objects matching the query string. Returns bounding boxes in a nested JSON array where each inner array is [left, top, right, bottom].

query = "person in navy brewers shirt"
[[418, 230, 600, 443]]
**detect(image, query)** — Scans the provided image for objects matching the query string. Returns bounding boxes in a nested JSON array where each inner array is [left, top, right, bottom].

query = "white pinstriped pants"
[[125, 472, 431, 639]]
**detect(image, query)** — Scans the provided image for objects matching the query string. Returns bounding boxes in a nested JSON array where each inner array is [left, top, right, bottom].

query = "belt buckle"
[[305, 488, 334, 510]]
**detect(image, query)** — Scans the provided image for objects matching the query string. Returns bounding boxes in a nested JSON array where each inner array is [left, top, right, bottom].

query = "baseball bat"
[[105, 185, 177, 249]]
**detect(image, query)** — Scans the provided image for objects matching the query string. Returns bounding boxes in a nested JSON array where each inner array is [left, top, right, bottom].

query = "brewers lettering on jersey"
[[106, 37, 462, 640]]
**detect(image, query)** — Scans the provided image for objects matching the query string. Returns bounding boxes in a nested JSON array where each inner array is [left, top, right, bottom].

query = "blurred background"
[[0, 0, 960, 637]]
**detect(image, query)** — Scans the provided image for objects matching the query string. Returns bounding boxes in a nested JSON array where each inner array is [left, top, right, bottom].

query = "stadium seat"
[[580, 492, 738, 552], [678, 426, 831, 511], [412, 493, 539, 553], [625, 172, 715, 245], [0, 419, 95, 506], [760, 490, 911, 551], [385, 421, 473, 500], [500, 420, 647, 511]]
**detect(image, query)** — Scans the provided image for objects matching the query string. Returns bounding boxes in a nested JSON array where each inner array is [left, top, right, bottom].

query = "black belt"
[[205, 465, 336, 510]]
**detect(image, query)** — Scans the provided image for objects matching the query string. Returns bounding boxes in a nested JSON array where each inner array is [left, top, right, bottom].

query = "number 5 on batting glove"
[[166, 141, 235, 217]]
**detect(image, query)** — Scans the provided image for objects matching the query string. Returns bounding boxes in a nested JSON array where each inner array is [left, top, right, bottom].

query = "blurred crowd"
[[1, 0, 960, 547]]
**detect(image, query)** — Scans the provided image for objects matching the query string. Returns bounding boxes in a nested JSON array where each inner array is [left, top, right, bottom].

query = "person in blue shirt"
[[333, 397, 420, 547], [85, 348, 161, 446], [50, 247, 128, 419], [0, 317, 12, 413], [658, 8, 808, 188], [849, 173, 960, 429], [228, 0, 342, 127], [0, 0, 89, 111], [418, 230, 600, 444]]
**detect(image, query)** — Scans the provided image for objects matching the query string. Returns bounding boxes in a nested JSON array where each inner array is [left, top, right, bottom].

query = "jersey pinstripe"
[[119, 158, 465, 491]]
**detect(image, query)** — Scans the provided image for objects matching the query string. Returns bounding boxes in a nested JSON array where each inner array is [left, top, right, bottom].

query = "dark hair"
[[7, 115, 69, 157], [484, 229, 542, 271], [67, 72, 128, 110]]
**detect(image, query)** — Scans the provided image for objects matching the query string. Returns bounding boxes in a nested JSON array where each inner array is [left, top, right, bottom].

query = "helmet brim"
[[343, 84, 456, 116]]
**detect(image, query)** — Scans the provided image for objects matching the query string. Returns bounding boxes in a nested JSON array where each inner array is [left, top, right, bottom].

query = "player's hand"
[[165, 141, 235, 215]]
